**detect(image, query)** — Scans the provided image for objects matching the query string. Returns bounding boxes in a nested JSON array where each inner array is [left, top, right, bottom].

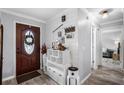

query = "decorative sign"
[[65, 26, 75, 33]]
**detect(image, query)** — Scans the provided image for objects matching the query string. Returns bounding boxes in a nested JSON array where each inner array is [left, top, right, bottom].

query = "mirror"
[[98, 9, 123, 69], [102, 31, 121, 61]]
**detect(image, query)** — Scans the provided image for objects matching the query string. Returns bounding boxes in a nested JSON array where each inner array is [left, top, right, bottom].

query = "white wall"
[[1, 12, 46, 79], [46, 8, 92, 82], [78, 9, 91, 81], [46, 9, 78, 66]]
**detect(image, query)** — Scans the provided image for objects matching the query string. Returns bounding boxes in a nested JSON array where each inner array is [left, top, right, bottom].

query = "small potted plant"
[[41, 43, 47, 55]]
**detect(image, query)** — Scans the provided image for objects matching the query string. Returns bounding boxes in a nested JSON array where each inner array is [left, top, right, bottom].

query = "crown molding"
[[0, 9, 46, 23], [100, 18, 123, 26], [102, 28, 122, 34]]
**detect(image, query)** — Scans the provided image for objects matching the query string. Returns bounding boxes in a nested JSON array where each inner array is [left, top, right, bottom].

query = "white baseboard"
[[80, 73, 91, 84], [2, 75, 15, 82]]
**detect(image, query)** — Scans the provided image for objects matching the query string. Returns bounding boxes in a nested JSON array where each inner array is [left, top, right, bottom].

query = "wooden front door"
[[0, 25, 3, 85], [16, 23, 40, 76]]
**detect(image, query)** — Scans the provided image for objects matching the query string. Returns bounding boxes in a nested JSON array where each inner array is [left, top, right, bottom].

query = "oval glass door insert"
[[24, 30, 35, 55]]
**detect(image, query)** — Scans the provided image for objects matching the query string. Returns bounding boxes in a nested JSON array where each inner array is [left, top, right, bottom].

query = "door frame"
[[14, 21, 41, 77], [0, 25, 3, 85], [91, 25, 96, 69]]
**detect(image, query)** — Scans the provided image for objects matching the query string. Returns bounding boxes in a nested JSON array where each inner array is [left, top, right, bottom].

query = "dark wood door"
[[0, 25, 3, 85], [16, 23, 40, 76]]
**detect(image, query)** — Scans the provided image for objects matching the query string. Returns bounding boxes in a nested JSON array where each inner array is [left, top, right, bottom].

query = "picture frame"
[[66, 33, 74, 39], [58, 31, 62, 37]]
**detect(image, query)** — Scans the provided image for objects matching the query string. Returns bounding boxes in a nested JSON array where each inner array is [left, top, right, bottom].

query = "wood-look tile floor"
[[2, 67, 124, 85], [83, 66, 124, 85], [2, 70, 57, 85]]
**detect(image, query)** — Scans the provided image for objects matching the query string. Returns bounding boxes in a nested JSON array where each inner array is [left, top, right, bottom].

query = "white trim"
[[80, 73, 91, 84], [100, 18, 123, 26], [2, 75, 15, 82], [15, 20, 42, 28], [101, 28, 122, 34], [13, 21, 16, 77], [0, 9, 46, 23]]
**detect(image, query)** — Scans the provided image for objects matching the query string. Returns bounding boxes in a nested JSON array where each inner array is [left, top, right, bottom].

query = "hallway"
[[83, 66, 124, 85]]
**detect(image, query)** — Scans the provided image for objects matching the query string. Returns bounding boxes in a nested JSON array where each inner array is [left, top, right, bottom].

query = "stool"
[[67, 67, 80, 85]]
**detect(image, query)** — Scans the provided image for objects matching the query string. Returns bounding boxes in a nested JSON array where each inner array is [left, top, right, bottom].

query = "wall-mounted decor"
[[52, 24, 63, 33], [66, 33, 74, 39], [58, 31, 62, 37], [65, 26, 75, 33], [61, 15, 66, 22], [61, 37, 65, 44], [41, 43, 47, 55], [24, 30, 35, 55]]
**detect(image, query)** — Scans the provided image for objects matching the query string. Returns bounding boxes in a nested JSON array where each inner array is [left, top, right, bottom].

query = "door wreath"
[[25, 34, 34, 45]]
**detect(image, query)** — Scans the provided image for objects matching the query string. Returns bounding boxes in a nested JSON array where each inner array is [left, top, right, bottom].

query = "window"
[[24, 30, 35, 55]]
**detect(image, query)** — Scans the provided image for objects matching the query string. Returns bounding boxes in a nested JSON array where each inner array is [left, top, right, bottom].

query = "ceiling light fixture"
[[100, 10, 108, 18], [102, 11, 108, 18]]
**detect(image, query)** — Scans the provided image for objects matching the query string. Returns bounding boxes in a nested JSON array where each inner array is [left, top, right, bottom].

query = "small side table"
[[67, 67, 80, 85]]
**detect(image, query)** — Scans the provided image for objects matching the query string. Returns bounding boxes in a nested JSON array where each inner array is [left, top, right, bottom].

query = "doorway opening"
[[91, 8, 123, 70]]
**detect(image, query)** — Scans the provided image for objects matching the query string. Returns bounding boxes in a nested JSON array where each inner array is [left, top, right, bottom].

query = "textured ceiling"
[[1, 8, 67, 22]]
